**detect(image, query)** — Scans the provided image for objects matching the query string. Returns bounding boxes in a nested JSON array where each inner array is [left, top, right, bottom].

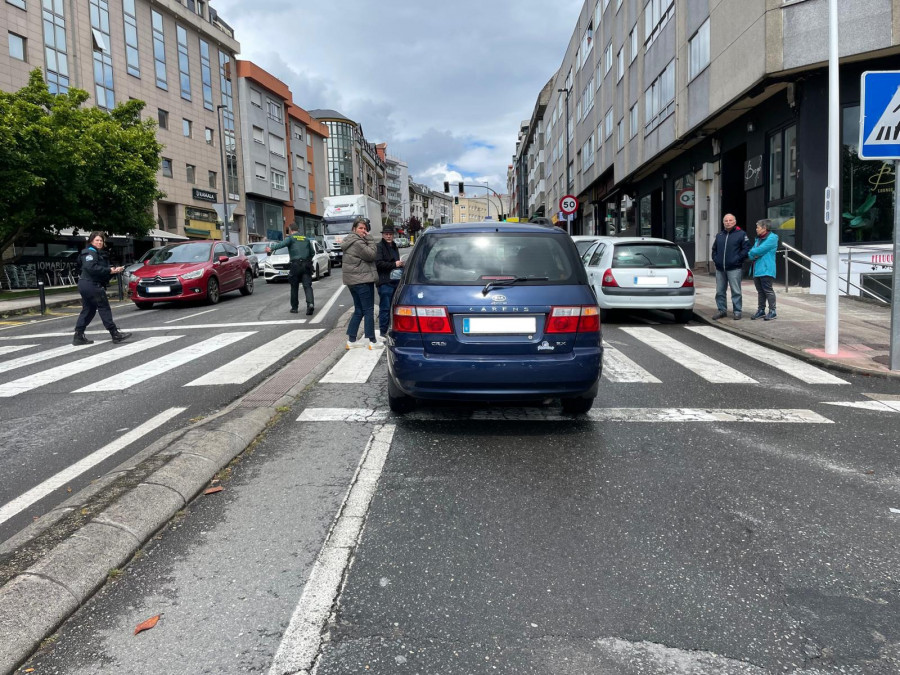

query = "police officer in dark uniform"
[[73, 231, 132, 346], [267, 222, 316, 315]]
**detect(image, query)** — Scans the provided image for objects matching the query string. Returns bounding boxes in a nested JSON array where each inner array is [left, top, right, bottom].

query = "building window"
[[605, 108, 614, 139], [205, 127, 213, 145], [841, 106, 893, 244], [629, 104, 638, 138], [151, 10, 167, 90], [617, 48, 624, 81], [254, 162, 266, 180], [182, 118, 192, 137], [269, 133, 285, 157], [296, 185, 307, 200], [768, 123, 798, 247], [89, 0, 114, 109], [581, 134, 594, 172], [8, 32, 25, 60], [162, 157, 173, 178], [122, 0, 139, 77], [630, 27, 638, 63], [219, 51, 238, 197], [42, 0, 69, 93], [645, 0, 675, 48], [296, 155, 306, 171], [158, 109, 168, 129], [176, 25, 191, 100], [689, 18, 710, 80], [7, 0, 26, 8], [266, 98, 282, 122], [271, 169, 286, 192], [250, 89, 262, 107], [252, 126, 264, 144], [639, 194, 651, 236], [617, 119, 624, 150], [208, 170, 216, 188], [199, 39, 213, 110], [644, 59, 675, 132], [604, 42, 613, 75], [294, 127, 303, 142], [186, 164, 195, 184]]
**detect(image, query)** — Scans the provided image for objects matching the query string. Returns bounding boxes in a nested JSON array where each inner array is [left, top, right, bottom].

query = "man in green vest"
[[267, 222, 315, 315]]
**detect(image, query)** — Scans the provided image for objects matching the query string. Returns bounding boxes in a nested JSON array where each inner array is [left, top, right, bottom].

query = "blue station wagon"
[[386, 222, 604, 414]]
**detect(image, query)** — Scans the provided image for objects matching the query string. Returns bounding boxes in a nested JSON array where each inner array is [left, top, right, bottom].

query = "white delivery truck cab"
[[322, 195, 383, 266]]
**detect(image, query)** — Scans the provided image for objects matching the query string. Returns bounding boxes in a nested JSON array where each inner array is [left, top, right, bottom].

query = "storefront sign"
[[192, 188, 217, 202], [744, 156, 763, 190]]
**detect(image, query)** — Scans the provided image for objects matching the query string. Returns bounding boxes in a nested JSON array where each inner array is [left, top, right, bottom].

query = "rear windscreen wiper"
[[482, 276, 549, 295]]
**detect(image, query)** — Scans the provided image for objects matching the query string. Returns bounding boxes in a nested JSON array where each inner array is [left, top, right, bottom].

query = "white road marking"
[[115, 308, 159, 320], [602, 345, 661, 383], [0, 337, 182, 397], [309, 284, 347, 324], [824, 400, 900, 413], [688, 326, 849, 385], [269, 424, 395, 675], [320, 342, 384, 383], [0, 342, 99, 374], [621, 327, 757, 383], [185, 329, 322, 386], [0, 344, 36, 357], [0, 407, 186, 526], [164, 308, 219, 323], [0, 321, 307, 339], [74, 332, 254, 392], [295, 407, 831, 424]]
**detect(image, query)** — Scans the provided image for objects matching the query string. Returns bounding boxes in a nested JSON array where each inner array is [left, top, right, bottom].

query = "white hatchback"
[[581, 237, 694, 322], [263, 239, 332, 283]]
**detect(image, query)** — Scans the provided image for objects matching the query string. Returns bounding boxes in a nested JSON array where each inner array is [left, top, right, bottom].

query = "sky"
[[212, 0, 584, 195]]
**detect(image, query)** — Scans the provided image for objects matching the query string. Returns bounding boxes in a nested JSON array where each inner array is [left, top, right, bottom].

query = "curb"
[[0, 315, 353, 675], [0, 297, 82, 320]]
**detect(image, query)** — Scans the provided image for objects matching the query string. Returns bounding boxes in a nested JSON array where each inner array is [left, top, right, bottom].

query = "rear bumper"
[[598, 289, 694, 310]]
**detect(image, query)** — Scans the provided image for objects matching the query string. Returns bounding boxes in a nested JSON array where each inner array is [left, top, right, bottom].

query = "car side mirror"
[[218, 255, 229, 264]]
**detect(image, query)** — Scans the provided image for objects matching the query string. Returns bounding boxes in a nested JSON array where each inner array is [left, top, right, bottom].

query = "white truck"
[[322, 194, 383, 266]]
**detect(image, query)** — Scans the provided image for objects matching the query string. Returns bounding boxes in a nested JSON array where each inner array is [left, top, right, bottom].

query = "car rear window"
[[410, 233, 578, 285], [611, 244, 685, 269], [575, 239, 598, 256], [250, 243, 269, 254]]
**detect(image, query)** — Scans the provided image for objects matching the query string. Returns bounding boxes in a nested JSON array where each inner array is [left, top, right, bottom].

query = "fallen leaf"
[[203, 486, 224, 495], [134, 615, 160, 635], [24, 669, 35, 673]]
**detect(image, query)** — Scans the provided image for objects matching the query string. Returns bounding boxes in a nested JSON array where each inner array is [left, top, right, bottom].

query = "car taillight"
[[546, 306, 600, 333], [682, 270, 694, 288], [392, 306, 453, 333], [601, 269, 619, 287]]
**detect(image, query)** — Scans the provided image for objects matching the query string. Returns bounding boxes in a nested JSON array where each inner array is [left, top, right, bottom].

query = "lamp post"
[[484, 181, 491, 220], [557, 87, 572, 234], [216, 104, 230, 242]]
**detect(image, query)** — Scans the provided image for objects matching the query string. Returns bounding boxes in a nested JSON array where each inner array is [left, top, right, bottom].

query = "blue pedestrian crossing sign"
[[859, 71, 900, 159]]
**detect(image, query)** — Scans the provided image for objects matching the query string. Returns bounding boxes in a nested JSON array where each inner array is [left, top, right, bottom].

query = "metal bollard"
[[38, 281, 46, 315], [117, 273, 124, 301]]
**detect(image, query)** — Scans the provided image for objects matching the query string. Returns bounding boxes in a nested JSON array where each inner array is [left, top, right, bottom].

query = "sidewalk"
[[692, 271, 897, 378], [0, 290, 83, 318]]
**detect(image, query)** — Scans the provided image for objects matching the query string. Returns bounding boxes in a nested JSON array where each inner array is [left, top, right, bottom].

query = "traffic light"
[[443, 181, 450, 193], [458, 182, 464, 194], [454, 196, 459, 204]]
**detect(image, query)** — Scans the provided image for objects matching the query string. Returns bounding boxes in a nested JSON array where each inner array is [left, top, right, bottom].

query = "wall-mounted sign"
[[192, 188, 217, 202], [744, 155, 763, 190], [676, 188, 695, 208]]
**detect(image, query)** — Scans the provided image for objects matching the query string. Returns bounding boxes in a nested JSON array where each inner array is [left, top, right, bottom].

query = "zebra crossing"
[[0, 324, 850, 400]]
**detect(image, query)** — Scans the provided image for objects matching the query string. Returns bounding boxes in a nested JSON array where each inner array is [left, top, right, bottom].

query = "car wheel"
[[312, 263, 319, 281], [135, 301, 154, 310], [240, 270, 254, 295], [673, 308, 693, 323], [388, 376, 415, 414], [561, 397, 594, 415], [206, 277, 220, 304], [325, 261, 332, 277]]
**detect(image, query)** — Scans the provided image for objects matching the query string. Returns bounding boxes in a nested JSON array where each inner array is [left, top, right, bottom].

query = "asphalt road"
[[14, 312, 900, 674], [0, 271, 348, 543]]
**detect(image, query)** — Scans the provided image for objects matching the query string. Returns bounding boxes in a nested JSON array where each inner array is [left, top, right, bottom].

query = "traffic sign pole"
[[892, 160, 900, 371], [825, 0, 840, 355]]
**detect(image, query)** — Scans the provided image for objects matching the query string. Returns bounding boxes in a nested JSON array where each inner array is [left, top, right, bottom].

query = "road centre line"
[[308, 284, 347, 324], [164, 308, 219, 323], [269, 424, 395, 675], [0, 407, 187, 527], [0, 320, 308, 339]]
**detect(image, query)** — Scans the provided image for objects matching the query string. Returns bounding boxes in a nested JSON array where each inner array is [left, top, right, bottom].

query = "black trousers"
[[754, 275, 776, 311], [75, 279, 117, 332], [289, 259, 314, 310]]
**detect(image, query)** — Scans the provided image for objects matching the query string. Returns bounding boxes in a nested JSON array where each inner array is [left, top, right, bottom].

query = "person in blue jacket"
[[710, 213, 751, 320], [747, 219, 779, 321], [73, 231, 131, 345]]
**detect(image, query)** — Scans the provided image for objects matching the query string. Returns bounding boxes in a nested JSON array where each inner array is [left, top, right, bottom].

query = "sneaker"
[[345, 339, 358, 350], [711, 310, 727, 320], [306, 305, 314, 316], [763, 310, 777, 321], [290, 308, 299, 314], [750, 310, 766, 320], [733, 312, 742, 321], [366, 341, 376, 350]]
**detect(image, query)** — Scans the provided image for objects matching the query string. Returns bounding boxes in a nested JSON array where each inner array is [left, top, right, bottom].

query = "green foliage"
[[0, 70, 163, 256], [383, 216, 394, 229]]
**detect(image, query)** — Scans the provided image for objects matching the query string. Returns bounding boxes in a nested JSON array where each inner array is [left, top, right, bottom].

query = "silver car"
[[263, 239, 332, 282], [238, 245, 261, 277]]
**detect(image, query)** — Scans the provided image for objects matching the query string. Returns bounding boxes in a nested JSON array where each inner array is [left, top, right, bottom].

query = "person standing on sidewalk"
[[341, 217, 378, 349], [73, 232, 131, 345], [267, 223, 315, 315], [748, 219, 780, 321], [374, 223, 404, 337], [710, 213, 751, 320]]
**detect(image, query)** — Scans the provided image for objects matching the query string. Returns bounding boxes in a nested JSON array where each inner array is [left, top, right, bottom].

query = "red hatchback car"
[[128, 240, 254, 308]]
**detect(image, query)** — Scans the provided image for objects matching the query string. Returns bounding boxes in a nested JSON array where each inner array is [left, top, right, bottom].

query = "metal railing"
[[780, 241, 891, 304]]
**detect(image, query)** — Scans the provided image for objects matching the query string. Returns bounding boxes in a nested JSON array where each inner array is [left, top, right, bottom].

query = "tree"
[[407, 215, 422, 236], [383, 216, 394, 229], [0, 70, 163, 257]]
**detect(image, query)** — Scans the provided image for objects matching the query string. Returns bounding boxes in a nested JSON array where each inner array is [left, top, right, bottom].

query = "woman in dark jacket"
[[73, 232, 131, 346]]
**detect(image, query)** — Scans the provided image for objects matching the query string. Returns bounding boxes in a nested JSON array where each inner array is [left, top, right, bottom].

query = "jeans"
[[347, 282, 375, 342], [715, 267, 744, 313], [289, 259, 314, 310], [754, 275, 776, 312], [377, 283, 397, 334]]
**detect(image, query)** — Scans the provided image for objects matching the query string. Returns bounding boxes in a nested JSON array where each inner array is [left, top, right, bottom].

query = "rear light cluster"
[[545, 306, 600, 333], [682, 270, 695, 287], [393, 306, 453, 333], [601, 269, 618, 287]]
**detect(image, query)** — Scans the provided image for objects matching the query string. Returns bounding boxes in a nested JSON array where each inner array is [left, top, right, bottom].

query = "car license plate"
[[278, 270, 289, 276], [463, 316, 536, 334], [146, 285, 171, 293], [634, 276, 668, 286]]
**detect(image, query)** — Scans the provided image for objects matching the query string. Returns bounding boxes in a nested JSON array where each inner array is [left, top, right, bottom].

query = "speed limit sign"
[[559, 195, 578, 215]]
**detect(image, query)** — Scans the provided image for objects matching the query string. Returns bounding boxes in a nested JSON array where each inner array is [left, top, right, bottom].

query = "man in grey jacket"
[[341, 218, 378, 348]]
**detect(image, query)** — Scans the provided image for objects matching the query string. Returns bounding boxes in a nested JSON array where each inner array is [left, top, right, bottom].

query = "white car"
[[263, 239, 331, 283], [581, 236, 694, 322], [571, 235, 613, 258], [250, 241, 277, 269]]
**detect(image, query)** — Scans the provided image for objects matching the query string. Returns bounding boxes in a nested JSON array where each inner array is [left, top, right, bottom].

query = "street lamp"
[[216, 104, 230, 242], [558, 87, 571, 235]]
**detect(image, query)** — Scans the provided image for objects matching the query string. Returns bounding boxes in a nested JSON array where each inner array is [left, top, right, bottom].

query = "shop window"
[[639, 194, 652, 236], [674, 174, 695, 243], [841, 105, 894, 244], [767, 124, 797, 247]]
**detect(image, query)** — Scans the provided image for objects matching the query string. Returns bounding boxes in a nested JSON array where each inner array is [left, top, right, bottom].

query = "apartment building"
[[2, 0, 245, 252], [429, 190, 453, 225], [515, 0, 900, 276], [235, 60, 328, 242], [382, 152, 410, 228]]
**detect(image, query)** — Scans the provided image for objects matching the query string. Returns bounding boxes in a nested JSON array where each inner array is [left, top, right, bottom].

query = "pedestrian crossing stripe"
[[0, 342, 99, 376], [0, 320, 311, 340], [320, 342, 385, 384], [296, 407, 832, 424], [602, 344, 661, 383], [824, 400, 900, 413], [0, 344, 36, 357]]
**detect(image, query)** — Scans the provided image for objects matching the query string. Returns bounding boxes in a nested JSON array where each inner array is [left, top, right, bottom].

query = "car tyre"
[[135, 301, 154, 310], [312, 262, 320, 281], [673, 308, 693, 323], [206, 277, 220, 304], [325, 260, 332, 277], [388, 376, 415, 414], [561, 397, 594, 415], [240, 270, 254, 295]]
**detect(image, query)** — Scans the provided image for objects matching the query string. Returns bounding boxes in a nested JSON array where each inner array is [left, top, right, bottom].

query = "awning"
[[146, 228, 188, 241]]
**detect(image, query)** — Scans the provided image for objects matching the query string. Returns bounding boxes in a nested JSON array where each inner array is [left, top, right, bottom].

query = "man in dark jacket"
[[267, 223, 315, 315], [710, 213, 751, 320], [374, 224, 404, 336]]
